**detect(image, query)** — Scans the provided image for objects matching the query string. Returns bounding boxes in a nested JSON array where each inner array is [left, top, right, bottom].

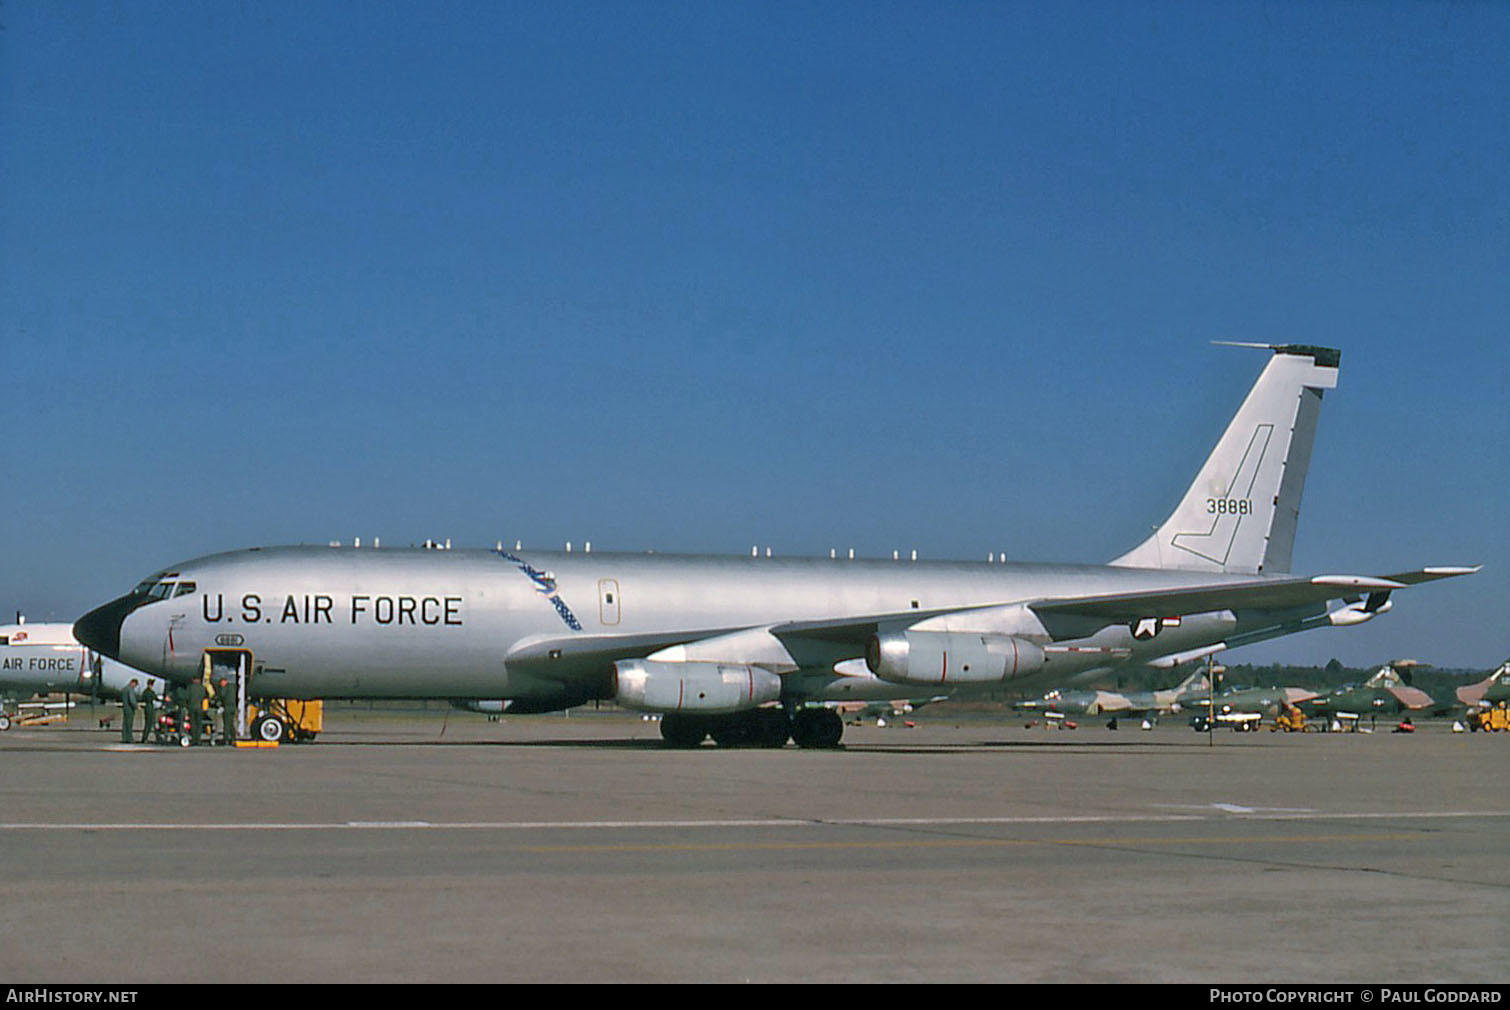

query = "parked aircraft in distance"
[[1455, 659, 1510, 710], [74, 345, 1479, 748], [839, 696, 944, 727], [1193, 682, 1320, 717], [1, 618, 162, 703], [1014, 668, 1210, 718], [1304, 662, 1436, 717], [1314, 657, 1510, 719]]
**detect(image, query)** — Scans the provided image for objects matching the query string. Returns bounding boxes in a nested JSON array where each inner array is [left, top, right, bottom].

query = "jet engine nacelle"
[[612, 659, 783, 714], [865, 630, 1046, 685], [1328, 598, 1393, 626]]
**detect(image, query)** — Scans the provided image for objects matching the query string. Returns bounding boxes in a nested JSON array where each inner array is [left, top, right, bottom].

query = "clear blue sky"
[[2, 2, 1504, 670]]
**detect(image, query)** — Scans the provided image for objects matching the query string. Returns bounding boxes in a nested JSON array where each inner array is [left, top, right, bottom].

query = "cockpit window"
[[132, 572, 180, 600], [173, 582, 197, 597]]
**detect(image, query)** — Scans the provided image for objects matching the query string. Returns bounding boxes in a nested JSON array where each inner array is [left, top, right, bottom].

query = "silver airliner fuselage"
[[88, 547, 1297, 702]]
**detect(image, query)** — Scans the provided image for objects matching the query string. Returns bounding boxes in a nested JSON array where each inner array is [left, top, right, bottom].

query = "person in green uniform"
[[119, 678, 140, 744], [216, 676, 237, 746], [186, 676, 207, 745], [139, 682, 157, 744]]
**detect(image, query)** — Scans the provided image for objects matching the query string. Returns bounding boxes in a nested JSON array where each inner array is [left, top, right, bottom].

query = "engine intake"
[[865, 630, 1046, 685]]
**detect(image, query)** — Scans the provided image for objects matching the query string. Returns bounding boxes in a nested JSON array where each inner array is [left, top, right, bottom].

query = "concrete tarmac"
[[1, 708, 1506, 983]]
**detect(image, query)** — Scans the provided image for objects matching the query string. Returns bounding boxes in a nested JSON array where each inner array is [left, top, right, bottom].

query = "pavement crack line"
[[791, 816, 1510, 891]]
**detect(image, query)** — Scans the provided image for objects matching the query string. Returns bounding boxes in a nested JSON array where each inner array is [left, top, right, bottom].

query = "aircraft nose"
[[74, 594, 141, 659]]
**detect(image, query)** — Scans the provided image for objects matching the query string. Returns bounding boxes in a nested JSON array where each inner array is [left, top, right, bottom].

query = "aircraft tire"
[[254, 714, 286, 744], [751, 708, 790, 748], [791, 708, 843, 749], [709, 715, 751, 748], [660, 713, 707, 748]]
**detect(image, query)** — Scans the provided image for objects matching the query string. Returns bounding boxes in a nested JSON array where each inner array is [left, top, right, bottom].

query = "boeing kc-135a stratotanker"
[[74, 345, 1478, 748]]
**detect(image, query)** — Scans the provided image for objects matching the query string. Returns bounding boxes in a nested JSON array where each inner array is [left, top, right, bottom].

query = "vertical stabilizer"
[[1111, 345, 1340, 575], [1173, 668, 1211, 695], [1455, 660, 1510, 707]]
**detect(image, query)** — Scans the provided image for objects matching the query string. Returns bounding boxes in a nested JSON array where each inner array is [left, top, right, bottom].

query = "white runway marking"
[[0, 810, 1505, 832], [1159, 802, 1318, 814]]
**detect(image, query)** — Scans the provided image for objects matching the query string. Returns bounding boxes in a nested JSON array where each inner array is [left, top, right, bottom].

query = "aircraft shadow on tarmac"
[[294, 735, 1224, 753]]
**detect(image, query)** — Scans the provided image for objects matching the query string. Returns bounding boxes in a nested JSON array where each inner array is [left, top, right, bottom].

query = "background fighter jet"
[[74, 346, 1478, 748], [1015, 668, 1210, 718], [838, 696, 944, 726], [1303, 662, 1436, 717], [1193, 683, 1319, 717]]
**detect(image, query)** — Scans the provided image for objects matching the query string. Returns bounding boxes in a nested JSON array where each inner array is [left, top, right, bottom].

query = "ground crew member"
[[120, 678, 140, 744], [186, 675, 207, 745], [139, 682, 157, 743], [216, 676, 236, 745]]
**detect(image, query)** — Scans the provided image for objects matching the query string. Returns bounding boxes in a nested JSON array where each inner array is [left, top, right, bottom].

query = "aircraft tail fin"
[[1456, 659, 1510, 707], [1111, 344, 1340, 575], [1173, 668, 1211, 695]]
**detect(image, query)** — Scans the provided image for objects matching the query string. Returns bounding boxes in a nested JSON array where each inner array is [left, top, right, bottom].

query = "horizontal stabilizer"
[[1381, 566, 1482, 585], [1032, 567, 1478, 621]]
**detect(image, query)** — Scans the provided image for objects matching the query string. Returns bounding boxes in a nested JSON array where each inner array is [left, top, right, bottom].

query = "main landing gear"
[[659, 706, 843, 749]]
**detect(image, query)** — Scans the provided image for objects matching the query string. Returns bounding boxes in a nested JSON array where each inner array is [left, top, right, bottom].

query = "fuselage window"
[[173, 582, 197, 597]]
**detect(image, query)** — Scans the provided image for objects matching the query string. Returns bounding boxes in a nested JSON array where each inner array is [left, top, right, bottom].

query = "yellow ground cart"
[[1467, 704, 1510, 733], [250, 699, 323, 743], [1272, 705, 1309, 732]]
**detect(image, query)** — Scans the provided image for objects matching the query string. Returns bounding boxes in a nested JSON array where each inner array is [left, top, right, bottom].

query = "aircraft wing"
[[1028, 567, 1479, 621], [771, 567, 1483, 640], [771, 607, 983, 645], [502, 566, 1480, 680], [1377, 567, 1484, 586], [503, 627, 749, 676], [505, 607, 977, 677]]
